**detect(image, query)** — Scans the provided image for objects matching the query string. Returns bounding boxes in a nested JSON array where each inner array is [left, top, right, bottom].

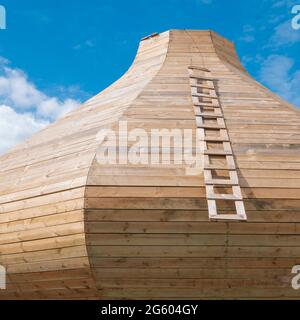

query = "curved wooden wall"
[[1, 30, 300, 299], [0, 31, 169, 299]]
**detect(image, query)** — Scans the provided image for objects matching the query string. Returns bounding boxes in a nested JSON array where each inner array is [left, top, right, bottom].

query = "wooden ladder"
[[188, 66, 247, 222]]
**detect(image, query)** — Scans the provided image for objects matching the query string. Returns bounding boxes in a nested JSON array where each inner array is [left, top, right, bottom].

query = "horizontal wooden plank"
[[85, 197, 300, 210], [91, 257, 300, 269], [92, 267, 292, 280], [95, 287, 300, 299], [86, 209, 300, 223], [87, 245, 300, 258]]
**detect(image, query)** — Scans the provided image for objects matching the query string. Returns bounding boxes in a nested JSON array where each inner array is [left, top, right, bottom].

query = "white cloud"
[[240, 35, 255, 43], [73, 39, 95, 50], [0, 67, 44, 109], [0, 65, 80, 120], [0, 57, 82, 155], [259, 54, 300, 107], [271, 0, 294, 8], [267, 13, 285, 24], [0, 105, 48, 154], [243, 25, 255, 33], [239, 24, 256, 43], [271, 0, 287, 8], [38, 97, 80, 119], [242, 54, 264, 66], [0, 57, 10, 65], [269, 20, 300, 46]]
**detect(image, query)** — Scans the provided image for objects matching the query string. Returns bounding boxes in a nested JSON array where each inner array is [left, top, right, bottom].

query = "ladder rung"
[[207, 194, 243, 201], [188, 66, 211, 73], [195, 112, 223, 118], [201, 116, 225, 122], [198, 125, 226, 130], [203, 136, 230, 142], [194, 102, 220, 107], [192, 93, 218, 99], [190, 84, 215, 90], [204, 150, 232, 155], [206, 180, 239, 186], [204, 163, 235, 170], [190, 75, 216, 81], [209, 214, 247, 222]]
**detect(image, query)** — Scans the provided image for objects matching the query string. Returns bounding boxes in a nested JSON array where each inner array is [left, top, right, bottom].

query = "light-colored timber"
[[0, 29, 300, 300]]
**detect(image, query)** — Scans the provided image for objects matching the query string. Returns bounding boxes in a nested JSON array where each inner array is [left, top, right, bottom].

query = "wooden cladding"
[[0, 30, 300, 300]]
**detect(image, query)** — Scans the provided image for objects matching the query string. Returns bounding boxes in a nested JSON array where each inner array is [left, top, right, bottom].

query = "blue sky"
[[0, 0, 299, 153]]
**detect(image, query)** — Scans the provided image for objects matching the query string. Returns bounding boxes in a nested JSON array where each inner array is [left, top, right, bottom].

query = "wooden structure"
[[0, 30, 300, 299]]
